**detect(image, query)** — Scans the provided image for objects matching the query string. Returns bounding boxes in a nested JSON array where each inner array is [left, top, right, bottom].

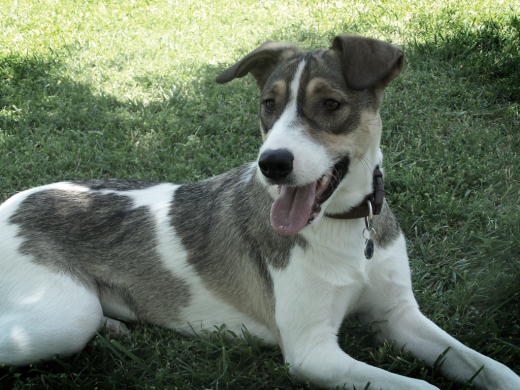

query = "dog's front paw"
[[476, 361, 520, 390]]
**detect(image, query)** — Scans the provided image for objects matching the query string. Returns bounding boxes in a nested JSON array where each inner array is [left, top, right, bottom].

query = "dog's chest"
[[301, 219, 370, 285], [298, 247, 368, 289], [270, 241, 368, 336]]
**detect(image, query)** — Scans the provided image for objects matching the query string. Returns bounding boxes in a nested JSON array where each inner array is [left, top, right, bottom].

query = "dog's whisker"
[[358, 154, 371, 177]]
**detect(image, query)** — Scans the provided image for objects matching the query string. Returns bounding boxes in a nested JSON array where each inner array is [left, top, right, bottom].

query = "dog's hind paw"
[[102, 317, 131, 337]]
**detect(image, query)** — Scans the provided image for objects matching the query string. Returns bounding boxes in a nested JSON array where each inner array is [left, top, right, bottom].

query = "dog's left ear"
[[215, 41, 299, 90], [331, 35, 404, 90]]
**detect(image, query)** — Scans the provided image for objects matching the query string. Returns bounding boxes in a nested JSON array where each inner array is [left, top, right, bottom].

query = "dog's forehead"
[[262, 55, 303, 92], [304, 48, 344, 77], [262, 48, 344, 95]]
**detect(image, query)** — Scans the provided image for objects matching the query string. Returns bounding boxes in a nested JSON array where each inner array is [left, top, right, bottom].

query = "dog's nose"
[[258, 149, 294, 180]]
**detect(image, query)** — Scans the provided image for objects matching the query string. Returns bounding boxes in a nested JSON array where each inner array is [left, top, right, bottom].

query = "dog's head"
[[216, 35, 403, 235]]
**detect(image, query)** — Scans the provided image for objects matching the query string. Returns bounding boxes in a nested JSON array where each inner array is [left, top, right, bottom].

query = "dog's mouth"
[[270, 156, 349, 235]]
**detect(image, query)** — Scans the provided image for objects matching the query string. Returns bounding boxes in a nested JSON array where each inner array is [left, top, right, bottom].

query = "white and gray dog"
[[1, 35, 519, 389]]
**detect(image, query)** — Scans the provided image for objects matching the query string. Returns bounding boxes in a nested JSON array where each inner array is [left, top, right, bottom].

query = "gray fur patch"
[[170, 163, 306, 333], [373, 199, 401, 248], [74, 179, 161, 191], [9, 188, 190, 326]]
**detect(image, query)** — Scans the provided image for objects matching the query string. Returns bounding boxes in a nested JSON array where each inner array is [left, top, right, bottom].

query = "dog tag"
[[363, 201, 375, 260], [364, 238, 374, 260]]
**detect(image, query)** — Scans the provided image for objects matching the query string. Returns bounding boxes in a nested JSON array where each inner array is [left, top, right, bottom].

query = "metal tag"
[[363, 200, 376, 260], [364, 238, 374, 260]]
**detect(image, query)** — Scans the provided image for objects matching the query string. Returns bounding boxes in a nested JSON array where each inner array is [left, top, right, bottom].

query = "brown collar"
[[325, 166, 384, 220]]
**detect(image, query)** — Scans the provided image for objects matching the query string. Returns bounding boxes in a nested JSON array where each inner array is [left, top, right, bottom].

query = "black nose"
[[258, 149, 294, 180]]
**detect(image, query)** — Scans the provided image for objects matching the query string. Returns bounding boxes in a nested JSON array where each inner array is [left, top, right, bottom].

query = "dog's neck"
[[325, 166, 384, 220]]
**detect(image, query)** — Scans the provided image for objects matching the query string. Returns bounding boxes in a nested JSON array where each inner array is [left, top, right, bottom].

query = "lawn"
[[1, 0, 519, 389]]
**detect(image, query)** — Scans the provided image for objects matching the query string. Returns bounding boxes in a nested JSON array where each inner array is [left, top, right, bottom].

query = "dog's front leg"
[[358, 241, 520, 390], [271, 264, 439, 390], [364, 304, 520, 390]]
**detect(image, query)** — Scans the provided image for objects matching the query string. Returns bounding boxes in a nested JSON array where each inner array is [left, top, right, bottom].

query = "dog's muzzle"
[[259, 149, 350, 235]]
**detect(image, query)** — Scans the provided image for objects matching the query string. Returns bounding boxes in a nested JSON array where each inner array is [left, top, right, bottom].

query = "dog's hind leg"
[[357, 237, 520, 390], [0, 192, 106, 366], [0, 265, 104, 366]]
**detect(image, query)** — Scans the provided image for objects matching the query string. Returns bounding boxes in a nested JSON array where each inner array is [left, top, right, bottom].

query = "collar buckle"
[[325, 165, 384, 220]]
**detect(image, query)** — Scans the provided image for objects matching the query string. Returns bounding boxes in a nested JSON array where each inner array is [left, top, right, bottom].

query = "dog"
[[1, 35, 519, 390]]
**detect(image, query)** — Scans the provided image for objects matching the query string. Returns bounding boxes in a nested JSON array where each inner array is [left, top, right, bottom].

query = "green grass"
[[1, 0, 519, 389]]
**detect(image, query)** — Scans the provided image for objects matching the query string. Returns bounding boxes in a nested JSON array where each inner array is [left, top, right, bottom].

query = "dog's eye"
[[324, 99, 340, 111], [265, 99, 275, 112]]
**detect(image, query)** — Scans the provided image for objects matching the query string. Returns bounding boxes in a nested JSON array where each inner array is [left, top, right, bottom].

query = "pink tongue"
[[270, 183, 316, 235]]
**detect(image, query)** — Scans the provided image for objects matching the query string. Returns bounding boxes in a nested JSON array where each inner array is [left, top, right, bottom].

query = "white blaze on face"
[[258, 59, 331, 186], [257, 60, 335, 236]]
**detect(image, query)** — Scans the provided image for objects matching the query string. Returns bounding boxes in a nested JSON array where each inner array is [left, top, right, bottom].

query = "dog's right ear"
[[330, 35, 404, 91], [215, 41, 298, 90]]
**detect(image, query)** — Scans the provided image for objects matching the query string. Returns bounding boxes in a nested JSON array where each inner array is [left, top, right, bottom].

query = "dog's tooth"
[[321, 175, 328, 185], [315, 204, 321, 212]]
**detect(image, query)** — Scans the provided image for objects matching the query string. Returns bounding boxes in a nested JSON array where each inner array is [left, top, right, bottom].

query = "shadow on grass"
[[0, 52, 262, 201], [407, 13, 520, 103], [1, 54, 127, 134]]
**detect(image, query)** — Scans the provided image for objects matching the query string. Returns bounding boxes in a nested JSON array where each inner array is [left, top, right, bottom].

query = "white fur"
[[269, 233, 438, 390]]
